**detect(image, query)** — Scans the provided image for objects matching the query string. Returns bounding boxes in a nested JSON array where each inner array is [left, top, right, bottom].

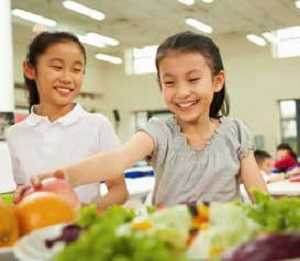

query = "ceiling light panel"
[[185, 18, 213, 33], [246, 34, 267, 46], [95, 53, 122, 64], [63, 1, 105, 21], [11, 9, 57, 27]]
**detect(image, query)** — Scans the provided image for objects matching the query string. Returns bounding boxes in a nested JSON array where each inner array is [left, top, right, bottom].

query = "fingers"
[[54, 169, 67, 179], [13, 185, 31, 204], [31, 169, 67, 188]]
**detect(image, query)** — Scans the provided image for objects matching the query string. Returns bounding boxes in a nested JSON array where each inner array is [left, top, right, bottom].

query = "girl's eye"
[[73, 68, 83, 73], [189, 78, 200, 83], [52, 65, 62, 70], [164, 81, 175, 87]]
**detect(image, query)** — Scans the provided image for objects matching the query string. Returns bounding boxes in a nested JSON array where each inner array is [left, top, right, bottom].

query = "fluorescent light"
[[86, 33, 119, 46], [77, 33, 119, 48], [178, 0, 194, 6], [295, 0, 300, 9], [185, 18, 213, 33], [201, 0, 214, 3], [262, 32, 278, 43], [63, 1, 105, 21], [77, 34, 106, 48], [95, 53, 122, 64], [246, 34, 267, 46], [12, 9, 57, 27]]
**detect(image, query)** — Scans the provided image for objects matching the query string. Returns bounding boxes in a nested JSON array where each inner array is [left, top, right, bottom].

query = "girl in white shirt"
[[7, 31, 127, 209]]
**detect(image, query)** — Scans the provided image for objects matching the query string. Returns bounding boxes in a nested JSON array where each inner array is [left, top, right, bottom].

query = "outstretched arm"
[[34, 131, 154, 187]]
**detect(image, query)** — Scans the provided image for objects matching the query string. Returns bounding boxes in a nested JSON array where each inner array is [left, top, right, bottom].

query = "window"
[[125, 45, 158, 75], [273, 26, 300, 58], [279, 99, 300, 154]]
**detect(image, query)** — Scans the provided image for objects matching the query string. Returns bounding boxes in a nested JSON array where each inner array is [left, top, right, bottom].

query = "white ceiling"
[[11, 0, 300, 57]]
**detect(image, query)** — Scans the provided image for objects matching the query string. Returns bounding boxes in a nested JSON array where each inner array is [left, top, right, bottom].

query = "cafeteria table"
[[267, 179, 300, 196]]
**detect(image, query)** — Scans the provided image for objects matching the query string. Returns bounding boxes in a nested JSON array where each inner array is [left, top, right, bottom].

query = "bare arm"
[[32, 131, 154, 188], [95, 177, 129, 211], [240, 151, 268, 201]]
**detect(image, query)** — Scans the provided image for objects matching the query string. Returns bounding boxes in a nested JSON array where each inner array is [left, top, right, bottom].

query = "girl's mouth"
[[55, 87, 74, 95], [176, 100, 199, 109]]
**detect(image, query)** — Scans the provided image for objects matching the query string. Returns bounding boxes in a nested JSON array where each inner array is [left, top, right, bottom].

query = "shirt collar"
[[25, 103, 86, 126]]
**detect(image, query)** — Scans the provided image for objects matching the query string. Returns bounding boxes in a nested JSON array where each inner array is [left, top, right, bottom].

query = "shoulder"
[[222, 117, 252, 134], [6, 120, 31, 151], [145, 116, 176, 136], [6, 120, 28, 140], [148, 115, 175, 129]]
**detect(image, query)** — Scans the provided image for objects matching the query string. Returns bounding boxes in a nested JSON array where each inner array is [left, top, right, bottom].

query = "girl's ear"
[[23, 61, 36, 80], [213, 70, 225, 92]]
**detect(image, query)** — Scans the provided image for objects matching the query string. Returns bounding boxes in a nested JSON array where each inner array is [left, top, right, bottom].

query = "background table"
[[267, 180, 300, 196]]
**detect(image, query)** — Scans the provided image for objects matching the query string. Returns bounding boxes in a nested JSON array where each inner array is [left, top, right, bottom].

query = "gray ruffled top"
[[140, 116, 254, 206]]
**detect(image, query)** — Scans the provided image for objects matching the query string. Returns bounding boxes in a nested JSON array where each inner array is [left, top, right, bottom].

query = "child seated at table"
[[254, 149, 285, 183], [274, 143, 298, 173]]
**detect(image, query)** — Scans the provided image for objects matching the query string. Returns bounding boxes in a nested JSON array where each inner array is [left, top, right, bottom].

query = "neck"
[[179, 115, 212, 136], [177, 115, 220, 149], [35, 103, 75, 122]]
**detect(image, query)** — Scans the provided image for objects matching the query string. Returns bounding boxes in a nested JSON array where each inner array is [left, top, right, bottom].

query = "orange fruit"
[[0, 199, 19, 247], [15, 192, 76, 235]]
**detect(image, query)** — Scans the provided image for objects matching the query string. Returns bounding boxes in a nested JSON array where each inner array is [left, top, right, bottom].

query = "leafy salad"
[[45, 191, 300, 261], [52, 205, 190, 261]]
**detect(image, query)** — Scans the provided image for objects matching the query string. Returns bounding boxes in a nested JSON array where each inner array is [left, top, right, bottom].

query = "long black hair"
[[24, 31, 86, 111], [155, 31, 229, 118]]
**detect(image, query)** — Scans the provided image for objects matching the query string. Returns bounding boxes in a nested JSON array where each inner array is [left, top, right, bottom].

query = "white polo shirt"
[[6, 104, 119, 203]]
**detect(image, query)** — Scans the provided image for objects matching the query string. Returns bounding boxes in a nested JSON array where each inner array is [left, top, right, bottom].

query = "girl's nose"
[[60, 70, 72, 83], [176, 83, 191, 98]]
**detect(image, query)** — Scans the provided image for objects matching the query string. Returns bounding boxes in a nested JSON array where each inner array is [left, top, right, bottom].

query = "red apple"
[[22, 178, 81, 209]]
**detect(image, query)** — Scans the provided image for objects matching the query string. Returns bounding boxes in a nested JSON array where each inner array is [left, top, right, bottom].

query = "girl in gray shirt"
[[19, 31, 267, 207]]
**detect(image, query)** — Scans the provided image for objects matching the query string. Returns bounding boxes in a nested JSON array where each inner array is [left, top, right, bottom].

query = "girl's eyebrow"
[[73, 60, 84, 66], [162, 72, 175, 78], [49, 58, 63, 63], [48, 58, 84, 66], [187, 69, 202, 75]]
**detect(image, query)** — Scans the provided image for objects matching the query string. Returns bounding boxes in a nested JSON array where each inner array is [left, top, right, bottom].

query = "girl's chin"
[[53, 95, 76, 105], [176, 114, 202, 124]]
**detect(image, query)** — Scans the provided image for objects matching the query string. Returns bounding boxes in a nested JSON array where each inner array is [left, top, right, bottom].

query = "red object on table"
[[274, 155, 298, 172]]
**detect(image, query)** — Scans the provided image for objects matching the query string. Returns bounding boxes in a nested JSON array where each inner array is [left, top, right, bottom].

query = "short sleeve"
[[97, 115, 120, 152], [138, 117, 168, 166], [235, 119, 255, 160], [6, 129, 26, 185]]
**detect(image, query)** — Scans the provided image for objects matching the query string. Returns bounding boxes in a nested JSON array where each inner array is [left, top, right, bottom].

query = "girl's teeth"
[[178, 102, 195, 108], [56, 87, 71, 94]]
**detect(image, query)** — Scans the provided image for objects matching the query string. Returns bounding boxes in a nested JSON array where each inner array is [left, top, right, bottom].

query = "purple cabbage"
[[223, 233, 300, 261], [45, 224, 82, 249]]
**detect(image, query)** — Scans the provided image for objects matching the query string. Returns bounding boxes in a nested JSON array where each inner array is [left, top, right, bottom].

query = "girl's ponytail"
[[24, 75, 39, 112]]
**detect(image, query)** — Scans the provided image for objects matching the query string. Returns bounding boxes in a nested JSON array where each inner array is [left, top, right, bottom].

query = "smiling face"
[[158, 51, 224, 125], [24, 41, 85, 109]]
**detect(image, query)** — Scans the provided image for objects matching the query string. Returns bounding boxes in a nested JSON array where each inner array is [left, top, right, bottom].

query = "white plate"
[[14, 224, 66, 261]]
